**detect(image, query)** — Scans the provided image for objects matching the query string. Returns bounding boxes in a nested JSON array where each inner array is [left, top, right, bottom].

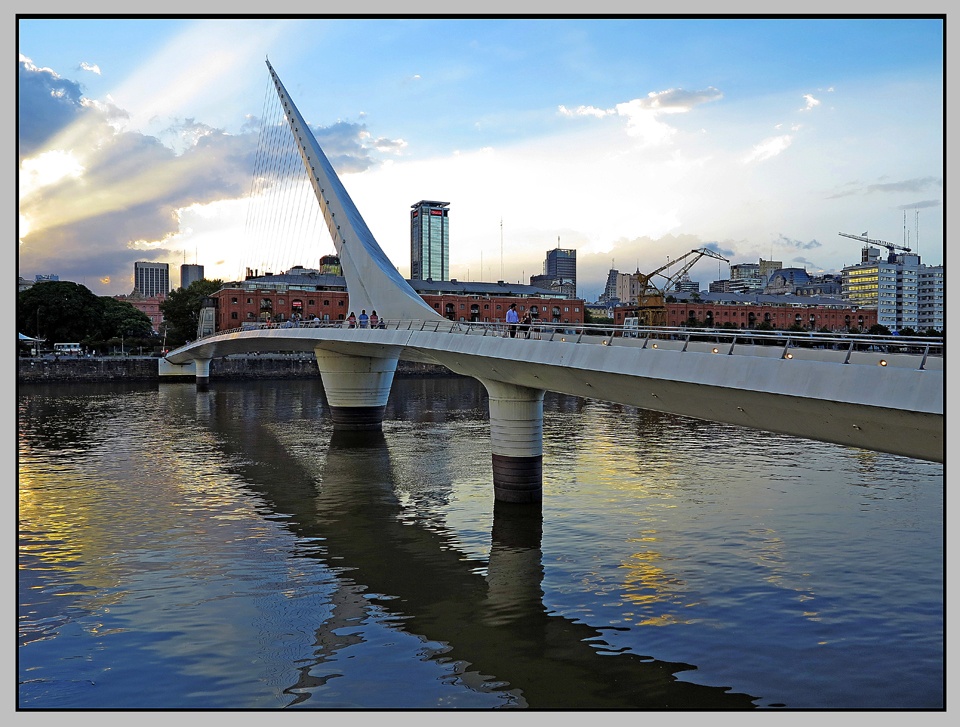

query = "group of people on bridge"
[[347, 310, 385, 329]]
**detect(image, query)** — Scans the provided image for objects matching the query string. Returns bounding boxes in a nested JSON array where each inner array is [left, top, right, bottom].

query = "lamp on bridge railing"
[[879, 360, 888, 366]]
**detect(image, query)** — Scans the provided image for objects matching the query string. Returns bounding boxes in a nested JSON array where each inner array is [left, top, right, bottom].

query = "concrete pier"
[[481, 379, 546, 504], [313, 347, 401, 430]]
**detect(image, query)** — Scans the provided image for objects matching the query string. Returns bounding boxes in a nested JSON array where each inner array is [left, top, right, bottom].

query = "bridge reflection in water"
[[194, 383, 758, 709]]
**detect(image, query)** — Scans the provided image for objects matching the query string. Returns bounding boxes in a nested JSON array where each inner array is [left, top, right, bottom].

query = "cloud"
[[559, 87, 722, 148], [800, 93, 820, 111], [79, 61, 101, 75], [866, 176, 942, 194], [18, 55, 90, 158], [17, 53, 416, 294], [897, 199, 941, 210], [776, 234, 822, 251], [741, 134, 792, 164], [825, 176, 943, 200]]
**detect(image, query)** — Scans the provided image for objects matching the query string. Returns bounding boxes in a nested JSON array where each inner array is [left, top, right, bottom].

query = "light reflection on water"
[[18, 378, 943, 709]]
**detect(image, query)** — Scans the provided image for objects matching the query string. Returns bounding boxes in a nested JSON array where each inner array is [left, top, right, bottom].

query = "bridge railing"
[[198, 319, 943, 370]]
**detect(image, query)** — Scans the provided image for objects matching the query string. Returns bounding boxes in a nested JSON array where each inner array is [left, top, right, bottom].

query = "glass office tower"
[[410, 200, 449, 281], [545, 247, 577, 295]]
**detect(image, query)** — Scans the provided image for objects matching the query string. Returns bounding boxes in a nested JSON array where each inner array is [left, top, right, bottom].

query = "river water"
[[17, 377, 943, 711]]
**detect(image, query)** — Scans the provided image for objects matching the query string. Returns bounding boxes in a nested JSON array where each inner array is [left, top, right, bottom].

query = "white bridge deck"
[[166, 321, 943, 463]]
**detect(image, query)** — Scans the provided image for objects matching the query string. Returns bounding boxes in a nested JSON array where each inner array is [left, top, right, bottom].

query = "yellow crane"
[[631, 248, 729, 326]]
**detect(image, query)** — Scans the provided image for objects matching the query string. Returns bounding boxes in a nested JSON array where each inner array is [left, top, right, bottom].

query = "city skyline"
[[17, 14, 946, 301]]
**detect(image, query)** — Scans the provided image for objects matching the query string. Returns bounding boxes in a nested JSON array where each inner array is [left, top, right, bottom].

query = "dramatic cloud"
[[18, 56, 89, 157], [17, 55, 410, 294]]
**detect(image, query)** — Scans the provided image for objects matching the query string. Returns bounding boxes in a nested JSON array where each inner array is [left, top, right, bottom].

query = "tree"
[[159, 279, 223, 346], [100, 297, 154, 339], [868, 323, 891, 336], [17, 281, 105, 344], [584, 308, 612, 326]]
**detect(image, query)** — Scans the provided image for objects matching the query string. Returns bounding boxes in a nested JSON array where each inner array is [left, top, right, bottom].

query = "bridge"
[[165, 59, 944, 503]]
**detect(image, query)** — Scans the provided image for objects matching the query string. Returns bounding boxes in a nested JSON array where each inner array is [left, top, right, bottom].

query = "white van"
[[623, 317, 640, 338]]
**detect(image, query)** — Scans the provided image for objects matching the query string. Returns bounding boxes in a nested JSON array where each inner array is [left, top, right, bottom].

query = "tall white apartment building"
[[842, 246, 943, 333], [918, 265, 944, 332]]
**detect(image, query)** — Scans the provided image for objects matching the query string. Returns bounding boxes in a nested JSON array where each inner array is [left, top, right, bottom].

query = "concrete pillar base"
[[329, 405, 389, 430], [315, 347, 400, 431], [481, 379, 545, 504], [491, 455, 543, 503], [195, 358, 211, 391]]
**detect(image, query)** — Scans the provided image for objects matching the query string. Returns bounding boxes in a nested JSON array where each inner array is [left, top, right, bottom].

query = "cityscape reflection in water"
[[17, 378, 943, 709]]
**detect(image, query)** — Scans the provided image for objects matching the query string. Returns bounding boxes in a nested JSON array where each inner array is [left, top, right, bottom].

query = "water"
[[17, 377, 944, 710]]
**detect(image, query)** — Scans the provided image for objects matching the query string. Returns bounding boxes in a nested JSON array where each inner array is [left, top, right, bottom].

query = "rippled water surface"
[[18, 378, 943, 710]]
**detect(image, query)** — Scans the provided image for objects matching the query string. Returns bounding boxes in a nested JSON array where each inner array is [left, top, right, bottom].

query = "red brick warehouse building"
[[209, 271, 584, 332], [613, 293, 877, 332]]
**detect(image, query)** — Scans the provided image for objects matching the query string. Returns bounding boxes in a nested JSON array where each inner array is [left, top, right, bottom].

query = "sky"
[[16, 11, 947, 302]]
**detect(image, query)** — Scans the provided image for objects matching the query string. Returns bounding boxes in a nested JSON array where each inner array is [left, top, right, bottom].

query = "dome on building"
[[764, 267, 811, 294]]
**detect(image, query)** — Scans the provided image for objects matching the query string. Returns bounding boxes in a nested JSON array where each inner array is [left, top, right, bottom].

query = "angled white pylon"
[[266, 59, 442, 322]]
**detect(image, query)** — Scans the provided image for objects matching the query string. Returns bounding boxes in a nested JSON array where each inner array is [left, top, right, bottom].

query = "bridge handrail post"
[[843, 340, 855, 364], [681, 333, 691, 352], [919, 345, 930, 371], [728, 336, 737, 355], [781, 337, 794, 360]]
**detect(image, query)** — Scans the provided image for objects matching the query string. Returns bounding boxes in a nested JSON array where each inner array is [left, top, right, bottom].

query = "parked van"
[[623, 317, 640, 337], [53, 342, 82, 356]]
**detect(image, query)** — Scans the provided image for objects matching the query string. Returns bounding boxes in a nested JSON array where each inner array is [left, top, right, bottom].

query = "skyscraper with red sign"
[[410, 200, 450, 281]]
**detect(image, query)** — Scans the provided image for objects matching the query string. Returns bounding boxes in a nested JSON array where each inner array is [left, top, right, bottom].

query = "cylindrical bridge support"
[[314, 348, 400, 430], [194, 358, 212, 391], [480, 379, 545, 504]]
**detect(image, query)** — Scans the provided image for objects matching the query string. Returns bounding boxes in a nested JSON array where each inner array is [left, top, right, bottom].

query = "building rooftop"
[[667, 291, 857, 308], [226, 274, 573, 299]]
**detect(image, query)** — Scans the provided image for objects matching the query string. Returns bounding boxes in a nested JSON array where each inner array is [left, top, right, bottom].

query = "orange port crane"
[[631, 247, 729, 326]]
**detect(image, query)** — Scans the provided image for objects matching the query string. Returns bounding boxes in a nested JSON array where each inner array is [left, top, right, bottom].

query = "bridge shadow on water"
[[192, 383, 758, 710]]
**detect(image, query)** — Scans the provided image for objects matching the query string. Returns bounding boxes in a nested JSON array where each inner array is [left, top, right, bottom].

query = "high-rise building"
[[729, 262, 763, 293], [134, 261, 170, 298], [598, 269, 620, 304], [758, 258, 783, 287], [917, 265, 944, 332], [180, 263, 204, 290], [841, 245, 943, 333], [410, 200, 449, 281], [544, 247, 577, 296]]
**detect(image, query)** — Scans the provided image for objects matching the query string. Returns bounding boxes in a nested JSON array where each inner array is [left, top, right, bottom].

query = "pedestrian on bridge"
[[506, 303, 520, 338], [521, 312, 532, 338], [359, 310, 369, 328], [347, 312, 357, 328], [369, 310, 379, 328]]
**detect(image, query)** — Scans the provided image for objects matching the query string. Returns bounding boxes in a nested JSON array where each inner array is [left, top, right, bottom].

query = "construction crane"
[[631, 247, 729, 326], [839, 231, 912, 262]]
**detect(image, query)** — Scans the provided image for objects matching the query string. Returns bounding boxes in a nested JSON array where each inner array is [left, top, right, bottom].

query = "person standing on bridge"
[[506, 303, 520, 338], [369, 310, 379, 328], [359, 310, 369, 328], [347, 312, 357, 328]]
